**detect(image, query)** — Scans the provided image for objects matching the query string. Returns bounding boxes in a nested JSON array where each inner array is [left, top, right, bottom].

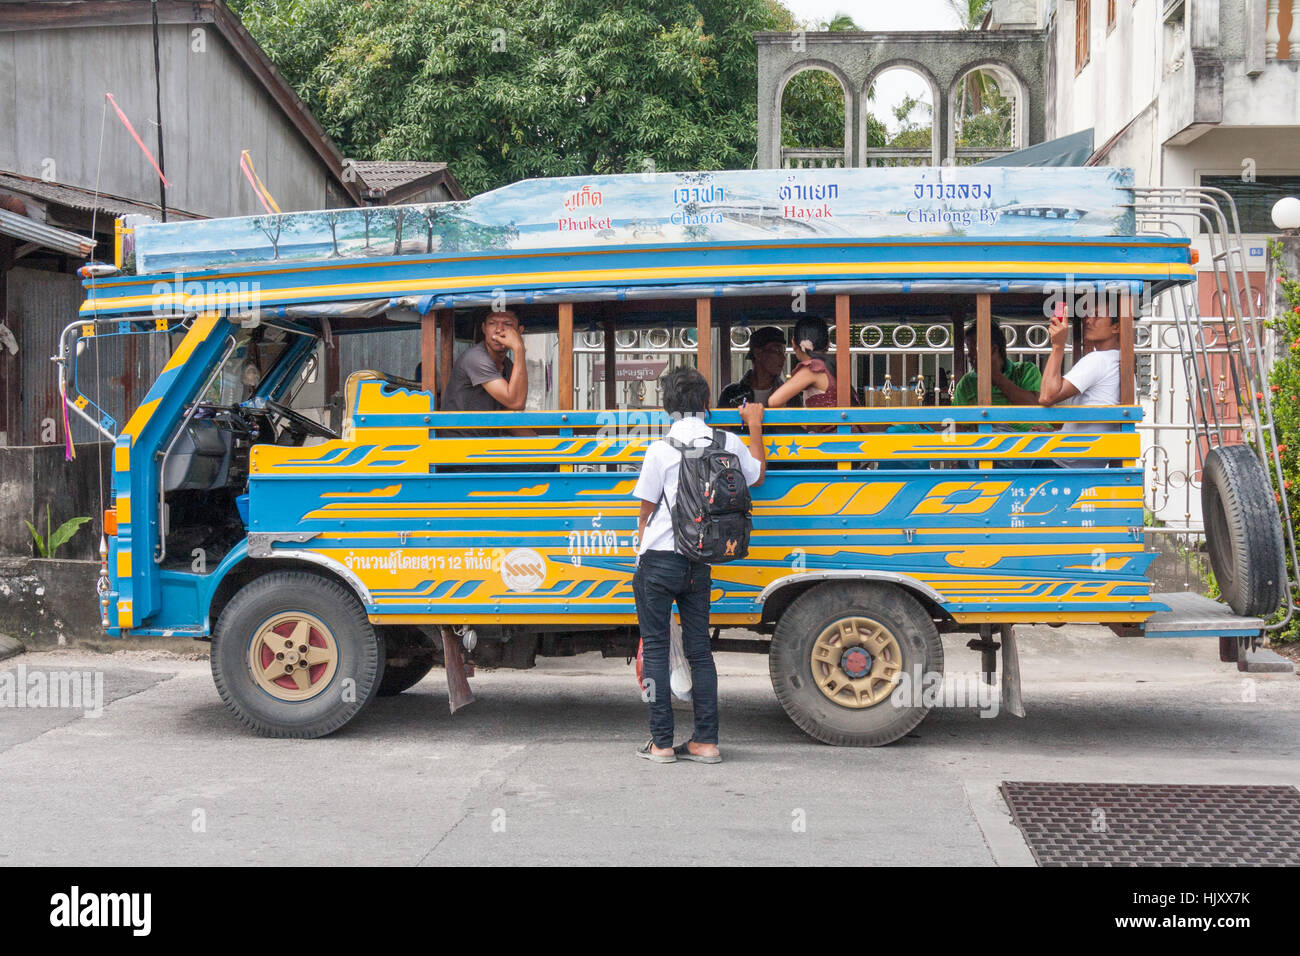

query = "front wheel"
[[212, 571, 384, 738], [769, 582, 943, 746]]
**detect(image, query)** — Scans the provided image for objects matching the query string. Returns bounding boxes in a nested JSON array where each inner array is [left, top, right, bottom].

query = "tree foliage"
[[231, 0, 841, 194], [1264, 241, 1300, 641], [956, 75, 1014, 149]]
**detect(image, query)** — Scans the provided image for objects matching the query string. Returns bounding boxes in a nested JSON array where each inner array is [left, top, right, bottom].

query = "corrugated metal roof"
[[0, 171, 203, 220], [0, 207, 96, 255], [0, 1, 365, 206], [351, 161, 450, 192]]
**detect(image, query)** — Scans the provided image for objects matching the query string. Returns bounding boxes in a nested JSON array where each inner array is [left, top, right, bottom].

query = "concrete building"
[[1033, 0, 1300, 243], [756, 28, 1046, 168]]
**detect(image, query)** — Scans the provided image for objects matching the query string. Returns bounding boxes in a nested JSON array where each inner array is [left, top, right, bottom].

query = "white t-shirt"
[[633, 416, 763, 555], [1059, 349, 1121, 434]]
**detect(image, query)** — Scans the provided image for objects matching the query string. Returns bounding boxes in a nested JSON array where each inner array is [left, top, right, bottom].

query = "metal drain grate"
[[1001, 782, 1300, 866]]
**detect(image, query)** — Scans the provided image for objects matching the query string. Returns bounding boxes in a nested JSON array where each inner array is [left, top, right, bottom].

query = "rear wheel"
[[212, 571, 384, 738], [1202, 444, 1286, 617], [769, 582, 943, 746]]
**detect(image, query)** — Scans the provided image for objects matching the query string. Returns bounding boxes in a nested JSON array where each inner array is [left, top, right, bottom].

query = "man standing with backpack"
[[633, 367, 766, 764]]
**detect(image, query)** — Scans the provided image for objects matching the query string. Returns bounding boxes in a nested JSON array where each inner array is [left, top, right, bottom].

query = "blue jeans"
[[633, 550, 718, 749]]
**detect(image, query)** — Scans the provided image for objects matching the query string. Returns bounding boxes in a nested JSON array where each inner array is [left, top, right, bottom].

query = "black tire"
[[1201, 445, 1286, 617], [212, 571, 384, 738], [769, 581, 943, 747], [377, 626, 438, 696]]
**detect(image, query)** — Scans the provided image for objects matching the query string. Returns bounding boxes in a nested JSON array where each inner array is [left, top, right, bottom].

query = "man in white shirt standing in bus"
[[1039, 304, 1124, 466]]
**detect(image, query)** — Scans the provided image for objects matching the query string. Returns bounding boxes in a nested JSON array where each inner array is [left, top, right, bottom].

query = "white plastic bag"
[[669, 615, 693, 702]]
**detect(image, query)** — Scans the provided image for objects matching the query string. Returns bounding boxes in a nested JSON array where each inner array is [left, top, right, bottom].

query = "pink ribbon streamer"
[[106, 93, 171, 188]]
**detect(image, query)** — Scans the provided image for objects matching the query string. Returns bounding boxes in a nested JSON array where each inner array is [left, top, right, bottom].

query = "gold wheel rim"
[[809, 616, 903, 709], [247, 612, 339, 702]]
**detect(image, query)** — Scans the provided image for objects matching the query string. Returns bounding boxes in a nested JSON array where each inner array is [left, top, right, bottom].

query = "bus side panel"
[[248, 450, 1154, 626]]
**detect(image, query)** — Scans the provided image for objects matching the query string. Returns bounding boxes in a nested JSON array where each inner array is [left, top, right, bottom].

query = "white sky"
[[780, 0, 965, 135]]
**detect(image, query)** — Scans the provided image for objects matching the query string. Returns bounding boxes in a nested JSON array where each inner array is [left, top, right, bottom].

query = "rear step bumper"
[[1141, 591, 1264, 638], [1142, 592, 1294, 673]]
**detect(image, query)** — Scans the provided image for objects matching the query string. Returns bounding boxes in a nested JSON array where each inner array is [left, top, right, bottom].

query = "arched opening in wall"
[[951, 63, 1025, 165], [862, 66, 936, 167], [778, 67, 849, 168]]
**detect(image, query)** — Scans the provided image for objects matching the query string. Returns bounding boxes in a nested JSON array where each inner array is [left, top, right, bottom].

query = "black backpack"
[[657, 430, 752, 564]]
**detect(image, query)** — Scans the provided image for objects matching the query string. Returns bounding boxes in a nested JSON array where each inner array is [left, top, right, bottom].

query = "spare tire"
[[1201, 444, 1286, 617]]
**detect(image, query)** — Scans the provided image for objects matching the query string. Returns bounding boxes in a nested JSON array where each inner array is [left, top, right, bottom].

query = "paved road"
[[0, 627, 1295, 865]]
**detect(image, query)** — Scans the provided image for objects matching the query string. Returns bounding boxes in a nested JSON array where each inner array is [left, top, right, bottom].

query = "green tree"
[[1264, 241, 1300, 642], [946, 0, 1016, 151], [776, 11, 887, 154], [820, 12, 861, 31], [231, 0, 809, 194], [886, 93, 933, 154], [956, 76, 1014, 150]]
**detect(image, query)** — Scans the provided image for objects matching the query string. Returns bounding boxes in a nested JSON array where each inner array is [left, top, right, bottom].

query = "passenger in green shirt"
[[953, 320, 1042, 431]]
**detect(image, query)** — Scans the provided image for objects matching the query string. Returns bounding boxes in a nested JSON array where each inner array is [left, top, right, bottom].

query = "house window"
[[1076, 0, 1092, 73], [1199, 174, 1300, 233], [1107, 0, 1117, 32]]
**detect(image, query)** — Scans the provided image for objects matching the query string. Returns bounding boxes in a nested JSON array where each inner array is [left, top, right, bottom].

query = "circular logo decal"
[[501, 548, 547, 593]]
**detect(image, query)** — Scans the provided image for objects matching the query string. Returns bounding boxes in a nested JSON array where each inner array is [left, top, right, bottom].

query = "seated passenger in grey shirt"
[[440, 310, 529, 438]]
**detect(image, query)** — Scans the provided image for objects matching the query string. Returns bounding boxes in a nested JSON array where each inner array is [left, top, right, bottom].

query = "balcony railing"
[[1266, 0, 1298, 59], [781, 148, 847, 168], [860, 148, 933, 168], [954, 147, 1016, 166], [780, 147, 1016, 168]]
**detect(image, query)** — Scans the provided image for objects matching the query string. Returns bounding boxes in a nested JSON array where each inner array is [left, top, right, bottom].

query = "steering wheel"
[[264, 399, 339, 440]]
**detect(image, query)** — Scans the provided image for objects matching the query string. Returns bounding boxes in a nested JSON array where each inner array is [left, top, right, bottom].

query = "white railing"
[[860, 148, 933, 167], [781, 149, 847, 168], [954, 147, 1017, 166], [1266, 0, 1300, 59]]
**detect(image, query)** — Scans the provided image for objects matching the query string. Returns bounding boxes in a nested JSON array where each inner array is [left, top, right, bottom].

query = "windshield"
[[197, 326, 293, 405]]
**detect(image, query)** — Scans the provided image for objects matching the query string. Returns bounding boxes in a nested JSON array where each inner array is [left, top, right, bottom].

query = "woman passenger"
[[766, 317, 837, 414]]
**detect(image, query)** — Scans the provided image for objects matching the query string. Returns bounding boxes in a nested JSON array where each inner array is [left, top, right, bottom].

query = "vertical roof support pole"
[[602, 313, 617, 409], [438, 310, 454, 406], [558, 302, 574, 411], [976, 294, 993, 406], [420, 312, 438, 404], [836, 293, 851, 407], [696, 298, 711, 390], [1119, 292, 1136, 406]]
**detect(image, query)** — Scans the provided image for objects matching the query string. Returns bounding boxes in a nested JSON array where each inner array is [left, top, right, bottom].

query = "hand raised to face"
[[1048, 311, 1070, 349]]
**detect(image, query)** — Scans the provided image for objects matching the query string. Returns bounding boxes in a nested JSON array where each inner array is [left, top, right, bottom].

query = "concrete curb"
[[0, 632, 25, 662], [1242, 648, 1296, 674], [75, 637, 210, 659]]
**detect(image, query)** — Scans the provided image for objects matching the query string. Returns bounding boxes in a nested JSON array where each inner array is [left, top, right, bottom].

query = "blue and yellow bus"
[[60, 167, 1292, 744]]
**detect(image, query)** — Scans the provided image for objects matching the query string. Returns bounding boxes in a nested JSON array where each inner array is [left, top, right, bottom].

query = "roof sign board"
[[129, 167, 1138, 276]]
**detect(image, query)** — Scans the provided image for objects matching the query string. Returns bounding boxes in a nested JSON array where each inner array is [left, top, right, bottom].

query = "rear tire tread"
[[769, 581, 943, 747]]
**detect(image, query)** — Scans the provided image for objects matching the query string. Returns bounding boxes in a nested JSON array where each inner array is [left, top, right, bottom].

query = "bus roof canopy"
[[83, 167, 1193, 320]]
